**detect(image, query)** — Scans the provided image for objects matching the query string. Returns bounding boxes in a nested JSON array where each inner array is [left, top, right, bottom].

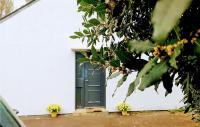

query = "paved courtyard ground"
[[20, 111, 199, 127]]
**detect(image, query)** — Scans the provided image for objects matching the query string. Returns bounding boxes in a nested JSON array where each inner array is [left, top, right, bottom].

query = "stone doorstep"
[[73, 107, 108, 116]]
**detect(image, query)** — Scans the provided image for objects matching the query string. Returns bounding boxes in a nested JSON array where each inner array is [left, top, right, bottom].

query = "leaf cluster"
[[72, 0, 200, 115]]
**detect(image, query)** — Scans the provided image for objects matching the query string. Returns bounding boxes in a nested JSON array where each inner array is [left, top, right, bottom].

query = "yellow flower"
[[116, 102, 131, 111], [47, 104, 61, 113]]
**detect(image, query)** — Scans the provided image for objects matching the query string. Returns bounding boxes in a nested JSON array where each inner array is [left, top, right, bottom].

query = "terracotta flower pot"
[[121, 111, 129, 116], [51, 112, 58, 118]]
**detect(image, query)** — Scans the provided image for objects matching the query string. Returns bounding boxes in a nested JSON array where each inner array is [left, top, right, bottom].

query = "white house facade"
[[0, 0, 184, 116]]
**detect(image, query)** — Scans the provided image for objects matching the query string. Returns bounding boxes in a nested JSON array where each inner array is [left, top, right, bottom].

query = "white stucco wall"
[[0, 0, 184, 115]]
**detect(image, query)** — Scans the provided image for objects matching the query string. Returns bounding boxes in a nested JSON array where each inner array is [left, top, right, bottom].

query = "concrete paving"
[[20, 111, 199, 127]]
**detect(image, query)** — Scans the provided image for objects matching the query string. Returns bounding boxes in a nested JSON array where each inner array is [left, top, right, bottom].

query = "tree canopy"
[[71, 0, 200, 116]]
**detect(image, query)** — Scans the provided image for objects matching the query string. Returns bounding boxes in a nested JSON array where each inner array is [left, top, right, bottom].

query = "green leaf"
[[152, 0, 192, 42], [78, 3, 93, 13], [88, 18, 100, 26], [110, 59, 120, 67], [99, 28, 107, 35], [135, 57, 158, 85], [128, 40, 155, 53], [117, 74, 128, 87], [80, 50, 88, 57], [112, 74, 128, 97], [107, 71, 122, 79], [77, 57, 90, 63], [96, 3, 105, 12], [83, 29, 90, 34], [194, 39, 200, 55], [83, 23, 94, 28], [69, 35, 80, 39], [138, 61, 169, 91], [96, 3, 106, 20], [169, 45, 182, 69], [173, 26, 181, 40], [126, 81, 136, 97], [91, 46, 99, 61], [75, 32, 84, 37], [162, 73, 173, 94], [100, 46, 104, 57]]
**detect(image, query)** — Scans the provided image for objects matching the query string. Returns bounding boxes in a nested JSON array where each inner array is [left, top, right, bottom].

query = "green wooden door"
[[76, 53, 105, 108]]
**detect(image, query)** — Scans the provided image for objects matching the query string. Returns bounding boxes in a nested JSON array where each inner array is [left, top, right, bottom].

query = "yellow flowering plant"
[[116, 102, 131, 112], [47, 104, 61, 113]]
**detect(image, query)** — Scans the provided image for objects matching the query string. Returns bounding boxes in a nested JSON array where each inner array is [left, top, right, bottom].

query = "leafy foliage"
[[72, 0, 200, 117], [0, 0, 13, 18]]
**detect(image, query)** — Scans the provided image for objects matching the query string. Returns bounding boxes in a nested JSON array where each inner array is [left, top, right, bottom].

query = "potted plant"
[[47, 104, 61, 118], [116, 102, 131, 116]]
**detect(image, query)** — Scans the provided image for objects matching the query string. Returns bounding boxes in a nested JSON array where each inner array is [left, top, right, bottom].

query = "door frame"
[[75, 51, 106, 109]]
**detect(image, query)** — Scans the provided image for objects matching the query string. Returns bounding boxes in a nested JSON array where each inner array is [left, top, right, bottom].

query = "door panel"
[[75, 53, 105, 108], [75, 53, 85, 108]]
